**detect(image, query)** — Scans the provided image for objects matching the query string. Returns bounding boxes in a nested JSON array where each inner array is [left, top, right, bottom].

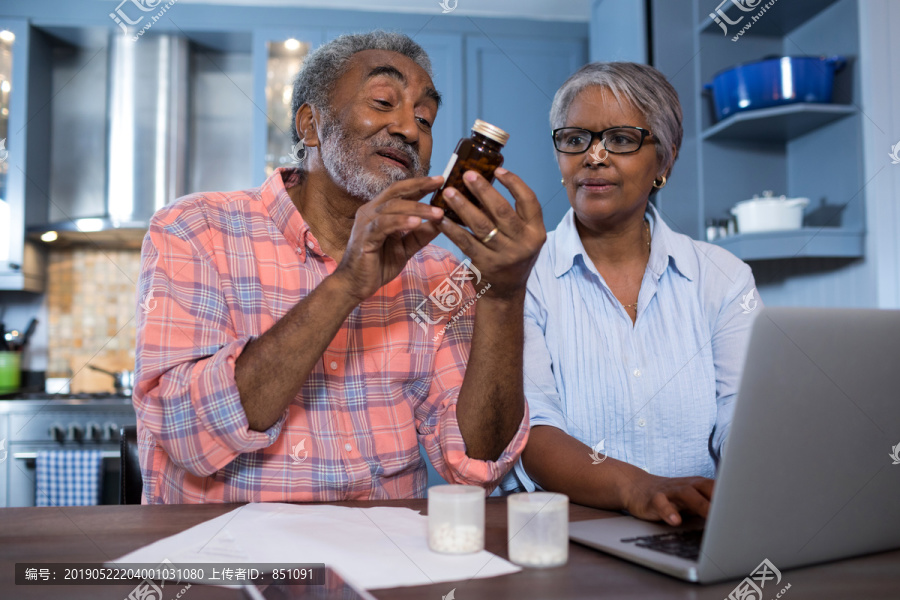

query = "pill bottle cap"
[[472, 119, 509, 146]]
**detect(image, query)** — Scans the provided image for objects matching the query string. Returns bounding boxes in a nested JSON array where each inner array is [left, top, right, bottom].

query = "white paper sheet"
[[110, 503, 520, 589]]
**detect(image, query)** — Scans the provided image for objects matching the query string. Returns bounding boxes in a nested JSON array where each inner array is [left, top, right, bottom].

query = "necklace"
[[620, 220, 651, 310]]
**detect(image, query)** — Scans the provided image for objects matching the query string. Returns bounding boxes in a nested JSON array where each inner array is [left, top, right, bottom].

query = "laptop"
[[569, 307, 900, 583]]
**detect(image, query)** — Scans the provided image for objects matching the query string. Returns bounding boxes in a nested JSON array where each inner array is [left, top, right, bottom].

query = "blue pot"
[[704, 56, 846, 121]]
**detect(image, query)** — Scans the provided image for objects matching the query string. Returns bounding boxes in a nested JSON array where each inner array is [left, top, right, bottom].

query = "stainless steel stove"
[[0, 393, 136, 507], [3, 392, 133, 401]]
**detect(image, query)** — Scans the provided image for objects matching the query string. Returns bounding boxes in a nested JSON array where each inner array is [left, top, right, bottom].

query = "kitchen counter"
[[0, 397, 133, 411]]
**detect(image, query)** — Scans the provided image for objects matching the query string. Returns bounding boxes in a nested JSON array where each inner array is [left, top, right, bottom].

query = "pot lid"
[[734, 193, 809, 207]]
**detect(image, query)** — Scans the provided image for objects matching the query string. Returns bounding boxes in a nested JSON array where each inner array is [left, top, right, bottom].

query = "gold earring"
[[653, 175, 667, 189]]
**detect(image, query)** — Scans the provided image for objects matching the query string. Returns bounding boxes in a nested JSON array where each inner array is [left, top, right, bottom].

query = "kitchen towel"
[[35, 450, 103, 506]]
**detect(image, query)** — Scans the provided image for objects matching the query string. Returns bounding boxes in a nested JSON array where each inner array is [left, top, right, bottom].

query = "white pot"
[[730, 195, 809, 233]]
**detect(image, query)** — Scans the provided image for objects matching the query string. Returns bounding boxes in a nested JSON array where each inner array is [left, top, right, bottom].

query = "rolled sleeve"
[[135, 220, 285, 479], [432, 399, 529, 490], [416, 281, 530, 493]]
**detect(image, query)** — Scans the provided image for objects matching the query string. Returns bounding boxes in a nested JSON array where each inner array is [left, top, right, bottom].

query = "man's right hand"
[[236, 175, 446, 430], [619, 471, 714, 526], [333, 175, 446, 303]]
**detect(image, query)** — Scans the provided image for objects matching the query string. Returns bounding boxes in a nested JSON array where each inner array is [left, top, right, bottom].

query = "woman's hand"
[[620, 471, 715, 526]]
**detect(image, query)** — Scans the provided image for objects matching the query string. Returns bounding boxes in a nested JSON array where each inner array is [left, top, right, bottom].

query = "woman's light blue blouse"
[[502, 203, 761, 492]]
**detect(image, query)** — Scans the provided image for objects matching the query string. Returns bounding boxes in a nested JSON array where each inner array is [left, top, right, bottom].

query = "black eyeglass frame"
[[551, 125, 654, 155]]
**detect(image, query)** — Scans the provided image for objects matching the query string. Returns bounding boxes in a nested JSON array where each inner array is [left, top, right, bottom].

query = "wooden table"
[[2, 499, 900, 599]]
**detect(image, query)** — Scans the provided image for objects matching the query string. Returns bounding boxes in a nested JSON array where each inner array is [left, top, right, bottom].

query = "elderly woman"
[[501, 62, 761, 525]]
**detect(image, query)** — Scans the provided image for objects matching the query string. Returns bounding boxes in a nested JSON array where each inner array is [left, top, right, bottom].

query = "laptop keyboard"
[[620, 529, 704, 561]]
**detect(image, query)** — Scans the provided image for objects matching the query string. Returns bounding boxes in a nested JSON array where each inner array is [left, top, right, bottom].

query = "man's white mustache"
[[371, 140, 423, 174]]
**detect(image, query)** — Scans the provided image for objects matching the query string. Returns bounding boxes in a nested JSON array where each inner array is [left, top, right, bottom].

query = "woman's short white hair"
[[550, 62, 683, 177]]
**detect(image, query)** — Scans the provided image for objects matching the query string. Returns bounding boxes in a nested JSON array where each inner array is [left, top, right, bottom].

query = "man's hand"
[[334, 175, 446, 303], [437, 168, 546, 300], [438, 168, 544, 460], [620, 472, 715, 526], [236, 176, 445, 430]]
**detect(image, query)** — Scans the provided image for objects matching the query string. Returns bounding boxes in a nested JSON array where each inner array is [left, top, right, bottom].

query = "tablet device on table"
[[242, 567, 376, 600]]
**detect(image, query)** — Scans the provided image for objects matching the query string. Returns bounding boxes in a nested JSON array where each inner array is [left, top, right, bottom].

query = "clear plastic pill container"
[[507, 492, 569, 568], [427, 485, 486, 554]]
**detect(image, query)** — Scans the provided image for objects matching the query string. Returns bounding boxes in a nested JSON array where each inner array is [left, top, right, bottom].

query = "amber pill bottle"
[[431, 119, 510, 225]]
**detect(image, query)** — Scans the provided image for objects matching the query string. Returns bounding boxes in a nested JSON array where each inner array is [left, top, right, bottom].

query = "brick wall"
[[46, 248, 141, 392]]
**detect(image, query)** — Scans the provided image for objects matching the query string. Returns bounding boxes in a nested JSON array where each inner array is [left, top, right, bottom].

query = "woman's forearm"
[[522, 425, 649, 510]]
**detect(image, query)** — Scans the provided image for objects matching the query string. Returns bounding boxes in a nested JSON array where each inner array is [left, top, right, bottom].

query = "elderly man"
[[134, 31, 546, 503]]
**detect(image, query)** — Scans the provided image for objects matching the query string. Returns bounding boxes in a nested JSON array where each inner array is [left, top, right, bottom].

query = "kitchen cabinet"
[[0, 6, 587, 250], [0, 18, 45, 292], [188, 32, 255, 197], [252, 27, 324, 183], [465, 35, 587, 231], [589, 0, 648, 64], [252, 23, 585, 256], [652, 0, 864, 262], [412, 32, 465, 191]]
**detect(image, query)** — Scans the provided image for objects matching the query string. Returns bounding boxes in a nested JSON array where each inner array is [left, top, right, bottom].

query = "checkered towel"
[[35, 450, 103, 506]]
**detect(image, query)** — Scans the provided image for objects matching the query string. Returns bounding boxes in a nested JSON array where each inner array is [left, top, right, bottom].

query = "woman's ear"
[[659, 144, 678, 180], [296, 103, 320, 149]]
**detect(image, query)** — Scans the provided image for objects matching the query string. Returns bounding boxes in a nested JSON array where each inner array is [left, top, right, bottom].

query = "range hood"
[[30, 33, 189, 247]]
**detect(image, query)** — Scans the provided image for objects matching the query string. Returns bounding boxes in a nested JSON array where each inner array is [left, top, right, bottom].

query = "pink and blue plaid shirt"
[[134, 168, 529, 504]]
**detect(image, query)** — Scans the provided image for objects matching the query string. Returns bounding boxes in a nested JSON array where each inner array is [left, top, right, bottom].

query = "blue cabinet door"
[[0, 18, 42, 291], [413, 33, 464, 178], [466, 35, 587, 233], [413, 33, 464, 258]]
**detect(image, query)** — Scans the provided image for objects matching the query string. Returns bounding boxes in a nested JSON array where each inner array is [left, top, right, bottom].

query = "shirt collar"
[[261, 167, 323, 262], [552, 202, 696, 282], [644, 202, 696, 282]]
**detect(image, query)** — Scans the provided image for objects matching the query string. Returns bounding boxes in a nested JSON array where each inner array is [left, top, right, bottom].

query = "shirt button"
[[344, 443, 352, 452], [633, 368, 642, 377], [329, 361, 338, 371], [296, 247, 302, 254], [638, 418, 646, 427]]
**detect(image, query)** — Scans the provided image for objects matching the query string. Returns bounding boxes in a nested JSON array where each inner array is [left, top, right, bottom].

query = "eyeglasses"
[[551, 126, 653, 155]]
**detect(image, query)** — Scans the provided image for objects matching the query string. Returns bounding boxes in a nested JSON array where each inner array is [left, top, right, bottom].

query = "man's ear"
[[296, 103, 321, 149]]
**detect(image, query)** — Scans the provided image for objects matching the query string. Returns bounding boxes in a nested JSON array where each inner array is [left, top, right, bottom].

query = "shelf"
[[698, 0, 841, 36], [702, 103, 856, 142], [712, 228, 864, 261]]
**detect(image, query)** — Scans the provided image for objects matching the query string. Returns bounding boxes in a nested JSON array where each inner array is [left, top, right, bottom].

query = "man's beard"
[[317, 112, 430, 201]]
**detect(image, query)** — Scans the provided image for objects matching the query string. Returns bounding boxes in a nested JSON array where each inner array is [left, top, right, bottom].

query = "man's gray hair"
[[289, 31, 434, 151], [549, 62, 683, 177]]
